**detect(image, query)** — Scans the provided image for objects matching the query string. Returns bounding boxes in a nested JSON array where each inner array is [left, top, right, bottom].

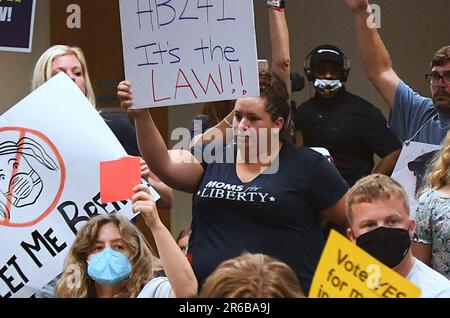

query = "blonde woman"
[[31, 45, 174, 210], [413, 131, 450, 279], [56, 184, 197, 298], [200, 253, 305, 298], [32, 45, 96, 106], [31, 45, 175, 298]]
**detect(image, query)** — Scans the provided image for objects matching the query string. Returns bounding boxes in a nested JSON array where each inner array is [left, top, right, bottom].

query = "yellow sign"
[[309, 230, 421, 298]]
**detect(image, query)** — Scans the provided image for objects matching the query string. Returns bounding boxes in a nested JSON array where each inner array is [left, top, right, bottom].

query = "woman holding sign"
[[31, 44, 174, 210], [118, 3, 349, 295], [30, 45, 175, 298], [56, 184, 197, 298]]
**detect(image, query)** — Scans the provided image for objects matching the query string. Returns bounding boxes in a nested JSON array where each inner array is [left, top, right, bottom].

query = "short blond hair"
[[346, 174, 410, 225], [200, 253, 305, 298], [32, 45, 96, 107]]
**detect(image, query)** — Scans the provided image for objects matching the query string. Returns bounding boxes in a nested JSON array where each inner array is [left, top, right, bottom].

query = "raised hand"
[[131, 184, 161, 229], [140, 157, 150, 180], [117, 80, 148, 117], [344, 0, 369, 12]]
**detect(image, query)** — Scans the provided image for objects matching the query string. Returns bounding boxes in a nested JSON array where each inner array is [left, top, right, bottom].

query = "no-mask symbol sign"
[[0, 127, 66, 227]]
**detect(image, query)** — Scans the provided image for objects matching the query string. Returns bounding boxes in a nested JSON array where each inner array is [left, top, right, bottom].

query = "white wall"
[[0, 0, 50, 114]]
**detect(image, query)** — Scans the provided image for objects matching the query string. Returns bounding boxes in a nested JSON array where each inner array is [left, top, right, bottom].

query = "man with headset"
[[294, 44, 402, 187], [344, 0, 450, 145]]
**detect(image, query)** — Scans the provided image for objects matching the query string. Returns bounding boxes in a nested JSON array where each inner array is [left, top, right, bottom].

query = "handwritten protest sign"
[[0, 0, 36, 52], [309, 230, 421, 298], [391, 141, 441, 216], [0, 73, 152, 298], [119, 0, 259, 108]]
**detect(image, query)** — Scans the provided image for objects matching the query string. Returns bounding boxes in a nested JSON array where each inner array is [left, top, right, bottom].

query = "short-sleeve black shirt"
[[294, 89, 402, 186], [189, 140, 349, 295]]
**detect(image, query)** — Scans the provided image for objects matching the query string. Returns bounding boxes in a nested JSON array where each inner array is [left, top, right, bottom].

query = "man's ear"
[[347, 228, 356, 243]]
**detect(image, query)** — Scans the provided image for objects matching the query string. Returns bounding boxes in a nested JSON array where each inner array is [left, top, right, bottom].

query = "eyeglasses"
[[425, 71, 450, 85]]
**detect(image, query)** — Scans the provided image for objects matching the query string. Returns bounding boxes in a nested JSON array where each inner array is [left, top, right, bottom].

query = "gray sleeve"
[[34, 275, 60, 298], [137, 276, 172, 298], [388, 81, 435, 141]]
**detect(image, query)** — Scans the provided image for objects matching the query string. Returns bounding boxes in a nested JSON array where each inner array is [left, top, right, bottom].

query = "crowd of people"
[[5, 0, 450, 298]]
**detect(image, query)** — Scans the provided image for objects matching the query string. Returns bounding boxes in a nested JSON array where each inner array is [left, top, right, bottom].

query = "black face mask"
[[356, 226, 411, 268]]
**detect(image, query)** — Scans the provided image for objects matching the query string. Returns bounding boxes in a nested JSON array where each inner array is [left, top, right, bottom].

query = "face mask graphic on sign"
[[0, 136, 59, 222]]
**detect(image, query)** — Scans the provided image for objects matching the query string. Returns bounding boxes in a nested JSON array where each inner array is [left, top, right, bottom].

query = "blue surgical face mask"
[[314, 79, 343, 98], [87, 248, 132, 285]]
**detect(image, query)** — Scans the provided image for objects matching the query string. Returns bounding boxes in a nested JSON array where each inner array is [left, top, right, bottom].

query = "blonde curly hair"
[[426, 131, 450, 190], [56, 214, 159, 298]]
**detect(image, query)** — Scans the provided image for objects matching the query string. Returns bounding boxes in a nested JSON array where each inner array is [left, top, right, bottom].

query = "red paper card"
[[100, 157, 141, 203]]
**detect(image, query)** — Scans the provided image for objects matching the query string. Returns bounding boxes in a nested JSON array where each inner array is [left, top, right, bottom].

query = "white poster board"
[[391, 141, 441, 215], [0, 73, 146, 298], [119, 0, 259, 108]]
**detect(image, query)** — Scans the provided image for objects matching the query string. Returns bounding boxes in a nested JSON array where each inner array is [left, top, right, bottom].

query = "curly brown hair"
[[259, 71, 291, 140], [431, 46, 450, 68], [56, 214, 158, 298]]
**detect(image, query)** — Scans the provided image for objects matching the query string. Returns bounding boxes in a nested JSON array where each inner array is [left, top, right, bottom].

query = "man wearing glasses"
[[344, 0, 450, 145]]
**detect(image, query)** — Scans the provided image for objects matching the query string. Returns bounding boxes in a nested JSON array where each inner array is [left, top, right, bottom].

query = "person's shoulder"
[[396, 80, 433, 106], [412, 258, 450, 296], [295, 98, 316, 119], [102, 113, 135, 130], [137, 276, 171, 298], [417, 189, 439, 202], [344, 90, 382, 112], [298, 97, 315, 107], [284, 140, 327, 164]]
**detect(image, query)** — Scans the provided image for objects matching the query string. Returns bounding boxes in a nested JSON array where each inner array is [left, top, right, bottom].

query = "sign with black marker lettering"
[[0, 73, 153, 298], [309, 230, 421, 298], [119, 0, 259, 108], [0, 0, 36, 53]]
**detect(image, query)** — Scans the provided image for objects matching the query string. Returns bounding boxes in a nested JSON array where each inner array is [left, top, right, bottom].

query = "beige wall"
[[256, 0, 449, 115], [0, 0, 50, 114]]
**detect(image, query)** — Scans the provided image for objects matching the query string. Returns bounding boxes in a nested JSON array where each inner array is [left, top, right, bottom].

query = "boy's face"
[[347, 196, 415, 241]]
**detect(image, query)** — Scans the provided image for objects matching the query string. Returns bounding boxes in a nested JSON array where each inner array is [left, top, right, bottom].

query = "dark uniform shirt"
[[294, 88, 402, 186]]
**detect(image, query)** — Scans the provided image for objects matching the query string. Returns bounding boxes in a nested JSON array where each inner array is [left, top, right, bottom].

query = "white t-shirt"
[[406, 258, 450, 298], [137, 276, 172, 298]]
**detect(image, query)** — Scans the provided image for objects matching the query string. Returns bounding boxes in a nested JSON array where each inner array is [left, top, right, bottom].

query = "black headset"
[[303, 45, 351, 82]]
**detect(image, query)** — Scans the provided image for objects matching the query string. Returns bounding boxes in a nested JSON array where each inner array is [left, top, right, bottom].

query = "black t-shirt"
[[294, 89, 401, 186], [189, 140, 349, 295], [100, 113, 140, 156]]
